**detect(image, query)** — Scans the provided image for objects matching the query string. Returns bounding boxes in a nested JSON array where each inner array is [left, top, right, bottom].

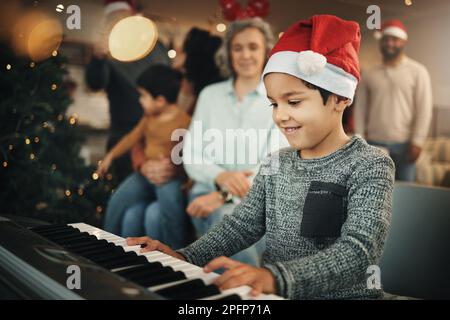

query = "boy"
[[127, 15, 395, 299], [98, 64, 191, 248]]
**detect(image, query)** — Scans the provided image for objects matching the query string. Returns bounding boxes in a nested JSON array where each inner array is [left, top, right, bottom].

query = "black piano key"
[[31, 224, 74, 232], [102, 255, 149, 270], [131, 269, 186, 287], [77, 245, 123, 258], [68, 240, 114, 252], [141, 271, 186, 288], [214, 294, 242, 300], [126, 266, 173, 281], [114, 262, 165, 278], [43, 231, 90, 242], [167, 284, 221, 300], [155, 279, 205, 297], [55, 234, 98, 246], [34, 227, 78, 237]]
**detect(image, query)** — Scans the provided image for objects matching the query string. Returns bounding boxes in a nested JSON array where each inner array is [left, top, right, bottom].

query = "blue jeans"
[[123, 199, 194, 250], [188, 191, 266, 267], [103, 172, 189, 248], [368, 141, 416, 182]]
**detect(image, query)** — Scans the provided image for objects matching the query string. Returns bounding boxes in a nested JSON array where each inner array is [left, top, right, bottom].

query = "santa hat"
[[375, 19, 408, 40], [104, 0, 136, 16], [262, 15, 360, 101]]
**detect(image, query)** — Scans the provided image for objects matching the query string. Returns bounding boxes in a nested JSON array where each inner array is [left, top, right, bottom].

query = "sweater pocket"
[[300, 181, 348, 239]]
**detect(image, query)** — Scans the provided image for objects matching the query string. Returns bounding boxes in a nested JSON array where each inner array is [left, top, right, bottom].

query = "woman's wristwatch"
[[215, 183, 233, 203], [218, 189, 233, 203]]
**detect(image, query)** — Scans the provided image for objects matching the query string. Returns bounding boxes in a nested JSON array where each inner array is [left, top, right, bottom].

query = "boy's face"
[[138, 87, 163, 115], [230, 27, 266, 79], [264, 73, 345, 151]]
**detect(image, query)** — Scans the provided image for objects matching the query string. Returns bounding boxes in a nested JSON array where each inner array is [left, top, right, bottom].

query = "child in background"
[[98, 64, 191, 249]]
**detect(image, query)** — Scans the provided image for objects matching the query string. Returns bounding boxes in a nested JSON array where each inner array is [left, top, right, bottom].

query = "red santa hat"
[[262, 15, 361, 102], [104, 0, 136, 16], [375, 19, 408, 40]]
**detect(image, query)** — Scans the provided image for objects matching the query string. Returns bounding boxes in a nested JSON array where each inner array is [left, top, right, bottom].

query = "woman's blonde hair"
[[215, 17, 275, 78]]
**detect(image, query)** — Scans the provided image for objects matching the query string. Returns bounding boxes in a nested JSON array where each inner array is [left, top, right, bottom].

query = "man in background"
[[354, 19, 432, 181]]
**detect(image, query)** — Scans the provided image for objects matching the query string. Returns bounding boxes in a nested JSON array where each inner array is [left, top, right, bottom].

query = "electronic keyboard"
[[0, 216, 283, 300]]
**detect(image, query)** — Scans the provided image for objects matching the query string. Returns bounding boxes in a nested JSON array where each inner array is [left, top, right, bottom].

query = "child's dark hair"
[[301, 79, 347, 105], [137, 64, 182, 103]]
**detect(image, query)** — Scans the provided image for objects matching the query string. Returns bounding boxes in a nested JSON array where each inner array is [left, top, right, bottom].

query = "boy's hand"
[[187, 192, 224, 218], [126, 236, 186, 261], [96, 154, 113, 177], [204, 256, 276, 296], [215, 171, 253, 198]]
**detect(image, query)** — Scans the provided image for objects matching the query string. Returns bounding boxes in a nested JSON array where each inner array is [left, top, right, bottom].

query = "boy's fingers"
[[213, 265, 247, 287], [250, 281, 263, 296], [204, 256, 241, 272], [126, 236, 151, 246], [219, 273, 251, 290]]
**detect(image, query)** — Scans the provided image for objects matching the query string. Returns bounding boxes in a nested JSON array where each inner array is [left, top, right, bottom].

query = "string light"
[[6, 64, 12, 70], [25, 138, 31, 145], [69, 115, 77, 125], [34, 137, 39, 143], [52, 50, 58, 56], [216, 23, 226, 33], [2, 161, 7, 168], [43, 122, 49, 128], [77, 188, 84, 196], [30, 153, 35, 160], [51, 83, 57, 90], [57, 114, 63, 121], [65, 189, 71, 197], [8, 145, 13, 151], [106, 173, 113, 181], [51, 164, 57, 170], [30, 62, 35, 68], [168, 49, 177, 59], [405, 0, 412, 6], [92, 172, 99, 180], [96, 206, 103, 214]]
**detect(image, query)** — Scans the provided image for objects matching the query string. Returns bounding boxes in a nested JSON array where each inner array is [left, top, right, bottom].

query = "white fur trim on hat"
[[263, 51, 358, 101], [104, 2, 132, 16], [382, 26, 408, 40]]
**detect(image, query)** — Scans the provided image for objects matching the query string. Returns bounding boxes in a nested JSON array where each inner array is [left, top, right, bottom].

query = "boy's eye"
[[288, 100, 302, 106], [268, 102, 278, 108]]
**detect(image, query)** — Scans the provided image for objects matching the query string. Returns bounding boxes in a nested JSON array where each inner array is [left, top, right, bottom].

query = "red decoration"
[[219, 0, 270, 21]]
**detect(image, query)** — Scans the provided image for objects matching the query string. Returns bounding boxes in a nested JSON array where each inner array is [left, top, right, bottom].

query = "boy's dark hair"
[[137, 64, 182, 103], [301, 79, 347, 105]]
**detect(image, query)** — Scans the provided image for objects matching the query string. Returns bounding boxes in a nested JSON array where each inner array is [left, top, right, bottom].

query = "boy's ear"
[[333, 95, 350, 113]]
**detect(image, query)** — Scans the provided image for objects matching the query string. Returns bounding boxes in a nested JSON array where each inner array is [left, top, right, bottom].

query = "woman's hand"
[[186, 192, 225, 218], [215, 171, 253, 198], [126, 236, 186, 261], [204, 256, 276, 296], [140, 157, 177, 185]]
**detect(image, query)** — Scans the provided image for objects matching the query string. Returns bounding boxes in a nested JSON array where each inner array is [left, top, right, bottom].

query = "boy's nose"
[[275, 105, 290, 122]]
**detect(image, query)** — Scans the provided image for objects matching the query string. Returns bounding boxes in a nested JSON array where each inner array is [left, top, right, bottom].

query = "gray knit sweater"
[[177, 136, 395, 299]]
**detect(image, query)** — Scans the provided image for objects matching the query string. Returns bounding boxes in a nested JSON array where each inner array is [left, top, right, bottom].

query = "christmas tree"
[[0, 42, 116, 226]]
